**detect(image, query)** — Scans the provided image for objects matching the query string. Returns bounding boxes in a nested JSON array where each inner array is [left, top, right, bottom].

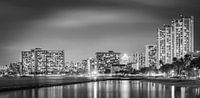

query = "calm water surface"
[[0, 80, 200, 98]]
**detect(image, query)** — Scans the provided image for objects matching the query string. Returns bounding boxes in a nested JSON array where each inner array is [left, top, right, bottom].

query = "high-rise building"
[[96, 51, 120, 72], [157, 25, 173, 64], [46, 50, 65, 74], [172, 16, 194, 58], [157, 16, 194, 66], [22, 48, 65, 74], [145, 44, 157, 68], [21, 51, 34, 74]]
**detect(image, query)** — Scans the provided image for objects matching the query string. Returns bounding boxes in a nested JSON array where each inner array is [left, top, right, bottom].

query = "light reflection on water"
[[172, 86, 175, 98], [0, 80, 200, 98], [120, 81, 130, 98]]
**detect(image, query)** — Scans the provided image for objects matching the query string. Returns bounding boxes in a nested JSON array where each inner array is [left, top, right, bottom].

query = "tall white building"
[[158, 25, 173, 64], [157, 16, 194, 65], [145, 44, 157, 68], [172, 16, 194, 58]]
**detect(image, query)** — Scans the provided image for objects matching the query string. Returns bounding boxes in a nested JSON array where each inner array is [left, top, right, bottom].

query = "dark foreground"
[[0, 75, 200, 92]]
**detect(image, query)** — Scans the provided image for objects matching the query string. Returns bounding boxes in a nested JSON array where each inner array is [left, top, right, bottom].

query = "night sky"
[[0, 0, 200, 65]]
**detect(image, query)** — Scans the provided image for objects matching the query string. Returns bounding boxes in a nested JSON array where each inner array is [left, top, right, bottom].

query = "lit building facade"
[[46, 50, 65, 74], [158, 25, 173, 64], [132, 53, 140, 70], [22, 48, 65, 74], [96, 51, 120, 72], [172, 16, 194, 58], [9, 62, 22, 75], [157, 16, 194, 66], [139, 53, 145, 69], [83, 58, 97, 73], [132, 52, 145, 69], [81, 60, 87, 70], [145, 45, 157, 68], [22, 51, 34, 74]]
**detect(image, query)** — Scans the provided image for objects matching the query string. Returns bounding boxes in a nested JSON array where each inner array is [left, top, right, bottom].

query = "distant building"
[[132, 53, 140, 70], [46, 50, 65, 74], [22, 48, 65, 74], [112, 64, 126, 73], [145, 44, 157, 68], [66, 61, 77, 73], [82, 60, 87, 69], [82, 58, 97, 73], [9, 62, 22, 75], [132, 52, 145, 70], [96, 51, 120, 73], [0, 65, 9, 76], [139, 53, 145, 69]]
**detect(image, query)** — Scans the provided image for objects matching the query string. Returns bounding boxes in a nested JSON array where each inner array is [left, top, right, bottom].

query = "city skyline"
[[1, 1, 200, 98], [0, 0, 200, 65]]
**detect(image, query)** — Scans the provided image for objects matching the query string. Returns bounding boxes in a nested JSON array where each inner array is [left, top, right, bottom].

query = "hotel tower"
[[157, 16, 194, 66]]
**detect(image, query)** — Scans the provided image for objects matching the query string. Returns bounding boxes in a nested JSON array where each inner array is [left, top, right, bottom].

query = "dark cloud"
[[0, 0, 200, 65]]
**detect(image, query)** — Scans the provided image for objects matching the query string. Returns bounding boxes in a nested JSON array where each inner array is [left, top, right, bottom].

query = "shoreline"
[[142, 78, 200, 87], [0, 76, 200, 92]]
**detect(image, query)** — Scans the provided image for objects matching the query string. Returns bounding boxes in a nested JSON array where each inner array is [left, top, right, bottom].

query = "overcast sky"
[[0, 0, 200, 65]]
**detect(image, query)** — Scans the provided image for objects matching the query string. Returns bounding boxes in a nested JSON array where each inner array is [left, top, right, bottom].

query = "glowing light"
[[88, 70, 99, 80], [93, 76, 97, 80], [171, 70, 175, 76], [171, 86, 175, 98], [91, 70, 98, 75], [121, 81, 130, 98], [121, 53, 129, 64], [122, 53, 129, 60], [181, 87, 185, 98], [94, 82, 97, 98]]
